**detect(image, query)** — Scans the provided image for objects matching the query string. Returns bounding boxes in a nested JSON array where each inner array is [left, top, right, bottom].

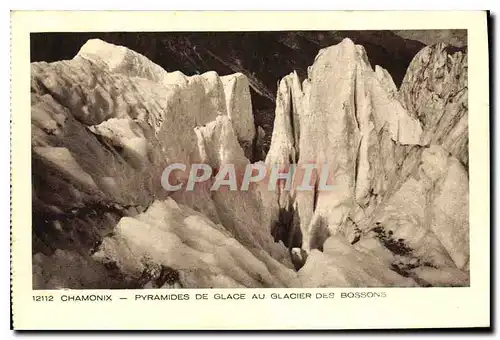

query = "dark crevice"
[[271, 204, 302, 250], [313, 180, 319, 212]]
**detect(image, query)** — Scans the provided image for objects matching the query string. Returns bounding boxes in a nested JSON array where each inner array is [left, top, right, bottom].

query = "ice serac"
[[221, 73, 256, 158], [265, 71, 302, 167], [266, 38, 423, 251], [265, 38, 469, 286], [375, 65, 398, 97], [77, 39, 169, 83], [399, 43, 468, 168], [31, 39, 290, 289], [264, 72, 304, 249]]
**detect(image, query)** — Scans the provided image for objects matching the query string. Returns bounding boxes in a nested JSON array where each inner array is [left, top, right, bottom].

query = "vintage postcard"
[[11, 11, 490, 330]]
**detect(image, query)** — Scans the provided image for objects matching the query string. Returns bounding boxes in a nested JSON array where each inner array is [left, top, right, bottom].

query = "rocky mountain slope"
[[31, 37, 469, 289]]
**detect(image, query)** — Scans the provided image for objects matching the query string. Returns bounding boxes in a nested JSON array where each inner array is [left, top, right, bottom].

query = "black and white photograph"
[[9, 9, 491, 331], [29, 29, 470, 289]]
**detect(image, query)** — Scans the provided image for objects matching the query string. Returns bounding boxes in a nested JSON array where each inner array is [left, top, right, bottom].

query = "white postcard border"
[[11, 10, 490, 330]]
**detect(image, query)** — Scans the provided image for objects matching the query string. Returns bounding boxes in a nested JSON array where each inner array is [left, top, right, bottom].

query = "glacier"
[[31, 38, 469, 289]]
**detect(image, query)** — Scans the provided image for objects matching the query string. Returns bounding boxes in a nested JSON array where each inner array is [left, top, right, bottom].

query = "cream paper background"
[[11, 11, 490, 330]]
